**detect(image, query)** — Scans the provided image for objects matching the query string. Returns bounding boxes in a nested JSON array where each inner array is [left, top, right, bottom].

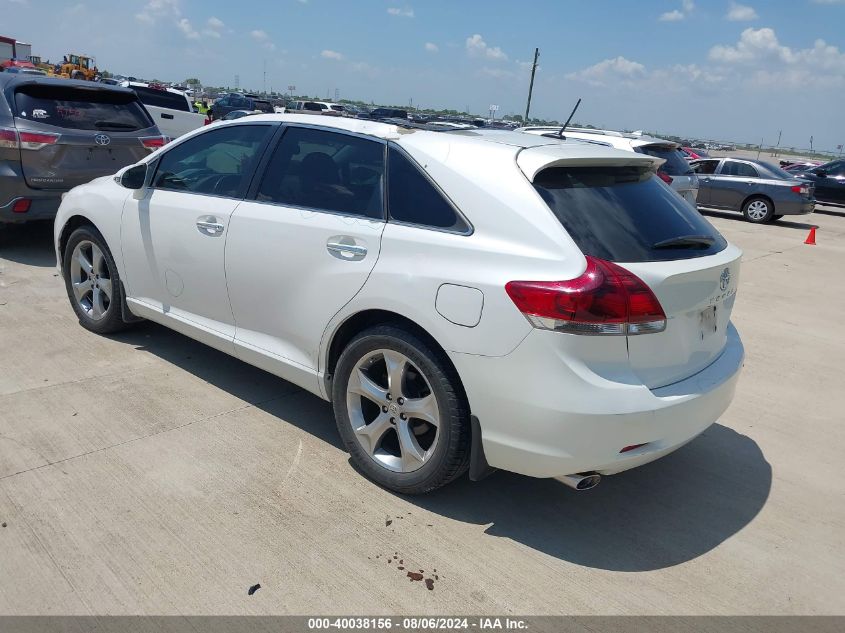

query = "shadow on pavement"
[[0, 221, 57, 268], [112, 320, 771, 574], [699, 208, 817, 230]]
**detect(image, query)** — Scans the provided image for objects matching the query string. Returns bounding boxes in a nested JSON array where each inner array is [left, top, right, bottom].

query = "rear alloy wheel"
[[333, 326, 470, 494], [63, 226, 132, 334], [742, 197, 774, 223]]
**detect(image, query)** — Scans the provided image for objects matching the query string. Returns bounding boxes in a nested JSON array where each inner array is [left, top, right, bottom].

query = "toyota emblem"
[[94, 134, 111, 146], [719, 267, 731, 291]]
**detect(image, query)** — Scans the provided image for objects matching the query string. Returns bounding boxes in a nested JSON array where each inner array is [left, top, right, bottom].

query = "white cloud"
[[250, 29, 269, 41], [659, 0, 694, 21], [659, 9, 685, 21], [65, 2, 85, 13], [387, 7, 414, 17], [480, 67, 515, 79], [176, 18, 199, 40], [466, 34, 508, 61], [565, 56, 646, 86], [207, 16, 225, 29], [424, 42, 439, 53], [321, 49, 345, 61], [135, 0, 180, 25], [726, 3, 759, 21]]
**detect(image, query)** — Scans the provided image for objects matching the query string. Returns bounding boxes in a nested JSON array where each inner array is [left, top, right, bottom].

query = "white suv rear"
[[518, 126, 700, 206], [54, 116, 742, 494]]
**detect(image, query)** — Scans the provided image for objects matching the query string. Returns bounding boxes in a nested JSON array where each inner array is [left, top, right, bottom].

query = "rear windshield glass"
[[131, 86, 190, 112], [252, 100, 274, 113], [637, 145, 693, 176], [14, 85, 153, 131], [534, 166, 727, 262]]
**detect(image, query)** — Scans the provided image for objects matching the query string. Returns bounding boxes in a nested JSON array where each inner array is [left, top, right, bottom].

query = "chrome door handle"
[[196, 218, 224, 236], [326, 241, 367, 261]]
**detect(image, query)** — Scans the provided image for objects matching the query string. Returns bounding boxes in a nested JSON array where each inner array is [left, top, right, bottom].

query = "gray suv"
[[1, 75, 163, 226]]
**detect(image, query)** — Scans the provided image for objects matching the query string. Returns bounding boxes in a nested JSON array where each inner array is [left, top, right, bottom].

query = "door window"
[[387, 146, 469, 232], [692, 160, 719, 175], [721, 161, 759, 177], [823, 161, 845, 177], [255, 126, 385, 219], [152, 125, 272, 198]]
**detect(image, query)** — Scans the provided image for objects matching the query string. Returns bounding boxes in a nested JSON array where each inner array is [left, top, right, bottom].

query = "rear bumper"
[[778, 199, 815, 215], [1, 164, 63, 223], [451, 323, 744, 479]]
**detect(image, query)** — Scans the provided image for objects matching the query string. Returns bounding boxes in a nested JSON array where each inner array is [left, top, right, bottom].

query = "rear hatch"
[[523, 148, 740, 389], [12, 82, 159, 190]]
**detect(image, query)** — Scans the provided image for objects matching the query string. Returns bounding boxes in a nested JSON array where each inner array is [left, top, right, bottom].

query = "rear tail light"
[[791, 184, 810, 195], [657, 171, 673, 185], [12, 198, 31, 213], [18, 131, 59, 150], [140, 136, 169, 150], [0, 127, 19, 149], [620, 443, 649, 454], [505, 256, 667, 336]]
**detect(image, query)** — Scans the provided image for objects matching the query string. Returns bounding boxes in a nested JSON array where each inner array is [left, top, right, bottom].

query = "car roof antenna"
[[558, 98, 582, 139]]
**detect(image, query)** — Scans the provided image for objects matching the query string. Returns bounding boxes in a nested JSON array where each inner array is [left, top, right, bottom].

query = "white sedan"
[[54, 115, 744, 493]]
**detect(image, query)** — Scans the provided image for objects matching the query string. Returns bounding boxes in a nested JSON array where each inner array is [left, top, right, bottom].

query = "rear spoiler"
[[516, 145, 662, 182]]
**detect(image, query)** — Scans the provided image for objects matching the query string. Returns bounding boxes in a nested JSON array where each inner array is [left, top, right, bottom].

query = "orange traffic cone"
[[804, 227, 817, 245]]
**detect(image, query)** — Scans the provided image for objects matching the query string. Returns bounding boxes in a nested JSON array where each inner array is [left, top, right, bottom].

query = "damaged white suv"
[[54, 115, 743, 494]]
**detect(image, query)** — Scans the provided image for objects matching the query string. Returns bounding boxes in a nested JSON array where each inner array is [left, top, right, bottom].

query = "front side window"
[[387, 146, 468, 232], [152, 125, 272, 198], [692, 160, 719, 175], [256, 126, 385, 219], [722, 161, 759, 178]]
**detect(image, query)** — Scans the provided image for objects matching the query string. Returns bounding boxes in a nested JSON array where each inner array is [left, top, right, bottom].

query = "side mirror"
[[119, 164, 148, 190], [814, 169, 827, 178]]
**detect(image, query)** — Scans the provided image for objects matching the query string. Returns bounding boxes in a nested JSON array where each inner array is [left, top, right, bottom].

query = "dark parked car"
[[691, 157, 815, 223], [1, 74, 165, 226], [360, 107, 409, 121], [789, 159, 845, 207], [209, 94, 273, 121]]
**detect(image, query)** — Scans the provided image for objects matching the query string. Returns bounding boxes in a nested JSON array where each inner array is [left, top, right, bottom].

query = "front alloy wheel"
[[70, 240, 113, 321]]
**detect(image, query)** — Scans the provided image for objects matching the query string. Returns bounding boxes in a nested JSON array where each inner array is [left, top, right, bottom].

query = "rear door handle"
[[161, 113, 175, 120], [327, 239, 367, 261], [196, 216, 224, 237]]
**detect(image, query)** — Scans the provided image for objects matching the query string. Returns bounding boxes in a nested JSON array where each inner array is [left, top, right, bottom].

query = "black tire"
[[772, 214, 784, 221], [62, 225, 133, 334], [332, 325, 471, 494], [742, 196, 775, 223]]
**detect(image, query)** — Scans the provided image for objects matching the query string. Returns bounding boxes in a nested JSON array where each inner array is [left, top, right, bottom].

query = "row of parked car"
[[2, 73, 843, 231]]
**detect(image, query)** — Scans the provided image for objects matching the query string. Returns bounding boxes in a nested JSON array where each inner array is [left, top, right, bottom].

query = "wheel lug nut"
[[386, 393, 392, 401], [390, 417, 395, 424], [400, 413, 406, 420], [382, 406, 388, 413], [397, 397, 404, 405]]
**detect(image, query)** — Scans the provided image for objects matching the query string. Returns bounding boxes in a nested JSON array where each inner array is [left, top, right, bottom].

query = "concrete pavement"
[[0, 209, 843, 615]]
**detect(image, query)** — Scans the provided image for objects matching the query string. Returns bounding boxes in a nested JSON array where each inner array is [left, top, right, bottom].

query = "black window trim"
[[385, 142, 474, 236], [148, 121, 279, 201], [244, 122, 389, 222]]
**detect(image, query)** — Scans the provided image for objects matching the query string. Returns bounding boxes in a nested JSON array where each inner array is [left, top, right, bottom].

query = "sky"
[[3, 0, 844, 151]]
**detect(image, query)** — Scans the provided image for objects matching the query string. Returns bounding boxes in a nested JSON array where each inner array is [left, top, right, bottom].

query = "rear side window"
[[637, 145, 693, 176], [14, 85, 153, 131], [152, 125, 272, 198], [131, 86, 190, 112], [534, 166, 727, 263], [722, 161, 758, 177], [693, 160, 719, 174], [387, 146, 468, 232], [256, 126, 385, 219]]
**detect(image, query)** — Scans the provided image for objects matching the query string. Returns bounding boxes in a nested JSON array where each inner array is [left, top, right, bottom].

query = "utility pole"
[[756, 137, 763, 160], [524, 47, 539, 124], [263, 60, 267, 95], [810, 135, 814, 154], [772, 130, 781, 157]]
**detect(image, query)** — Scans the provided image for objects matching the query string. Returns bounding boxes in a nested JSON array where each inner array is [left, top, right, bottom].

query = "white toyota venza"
[[54, 114, 744, 494]]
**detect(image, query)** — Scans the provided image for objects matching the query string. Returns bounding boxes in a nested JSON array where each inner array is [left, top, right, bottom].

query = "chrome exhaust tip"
[[557, 472, 601, 491]]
